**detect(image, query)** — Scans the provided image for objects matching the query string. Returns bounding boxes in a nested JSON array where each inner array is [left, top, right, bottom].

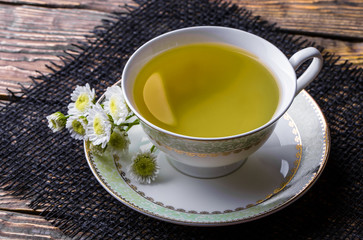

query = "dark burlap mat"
[[0, 0, 362, 239]]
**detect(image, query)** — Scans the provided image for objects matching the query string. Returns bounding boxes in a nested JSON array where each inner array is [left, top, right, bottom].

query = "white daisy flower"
[[87, 103, 112, 148], [108, 127, 130, 154], [68, 83, 95, 116], [103, 85, 129, 125], [128, 151, 159, 184], [66, 115, 88, 140], [46, 112, 66, 132]]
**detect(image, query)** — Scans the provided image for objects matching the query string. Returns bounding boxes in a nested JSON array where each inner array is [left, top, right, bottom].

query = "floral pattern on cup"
[[141, 121, 275, 158]]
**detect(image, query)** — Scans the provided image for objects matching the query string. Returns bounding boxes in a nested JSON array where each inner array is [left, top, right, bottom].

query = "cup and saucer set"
[[85, 27, 329, 225]]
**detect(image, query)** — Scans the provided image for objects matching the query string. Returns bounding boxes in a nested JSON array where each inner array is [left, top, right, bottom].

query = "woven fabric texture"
[[0, 0, 362, 239]]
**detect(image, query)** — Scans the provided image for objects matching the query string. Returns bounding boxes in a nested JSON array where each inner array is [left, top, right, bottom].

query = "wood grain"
[[0, 190, 34, 211], [0, 4, 112, 95], [0, 210, 69, 239], [302, 35, 363, 66], [0, 0, 362, 97], [0, 0, 136, 12], [231, 0, 363, 39], [0, 189, 63, 239]]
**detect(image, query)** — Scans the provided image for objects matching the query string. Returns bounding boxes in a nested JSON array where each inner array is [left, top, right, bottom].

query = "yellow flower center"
[[110, 97, 118, 115], [93, 115, 104, 135], [75, 93, 89, 112]]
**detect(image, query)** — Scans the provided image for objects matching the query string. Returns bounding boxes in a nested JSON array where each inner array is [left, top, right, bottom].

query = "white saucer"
[[84, 90, 329, 226]]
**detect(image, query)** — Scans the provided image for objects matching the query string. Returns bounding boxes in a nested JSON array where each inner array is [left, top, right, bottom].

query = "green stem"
[[150, 145, 156, 153], [117, 118, 140, 131], [107, 114, 115, 129], [126, 113, 136, 120], [126, 119, 140, 131]]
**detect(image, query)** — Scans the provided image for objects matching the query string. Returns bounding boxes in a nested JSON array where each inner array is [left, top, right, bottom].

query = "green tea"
[[133, 43, 279, 138]]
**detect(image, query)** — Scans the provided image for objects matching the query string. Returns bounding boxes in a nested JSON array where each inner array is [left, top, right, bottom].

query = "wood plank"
[[0, 190, 34, 211], [0, 189, 65, 239], [300, 35, 363, 67], [0, 4, 363, 98], [231, 0, 363, 39], [0, 4, 112, 96], [0, 0, 137, 12], [2, 0, 362, 38], [0, 210, 69, 239], [0, 1, 362, 98]]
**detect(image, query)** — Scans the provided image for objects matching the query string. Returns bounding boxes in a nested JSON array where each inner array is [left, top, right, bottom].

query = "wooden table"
[[0, 0, 361, 238]]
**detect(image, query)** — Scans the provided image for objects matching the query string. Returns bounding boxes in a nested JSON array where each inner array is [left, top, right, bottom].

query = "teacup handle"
[[289, 47, 323, 96]]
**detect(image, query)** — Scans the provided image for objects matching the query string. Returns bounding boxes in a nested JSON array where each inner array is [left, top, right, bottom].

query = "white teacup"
[[122, 26, 323, 178]]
